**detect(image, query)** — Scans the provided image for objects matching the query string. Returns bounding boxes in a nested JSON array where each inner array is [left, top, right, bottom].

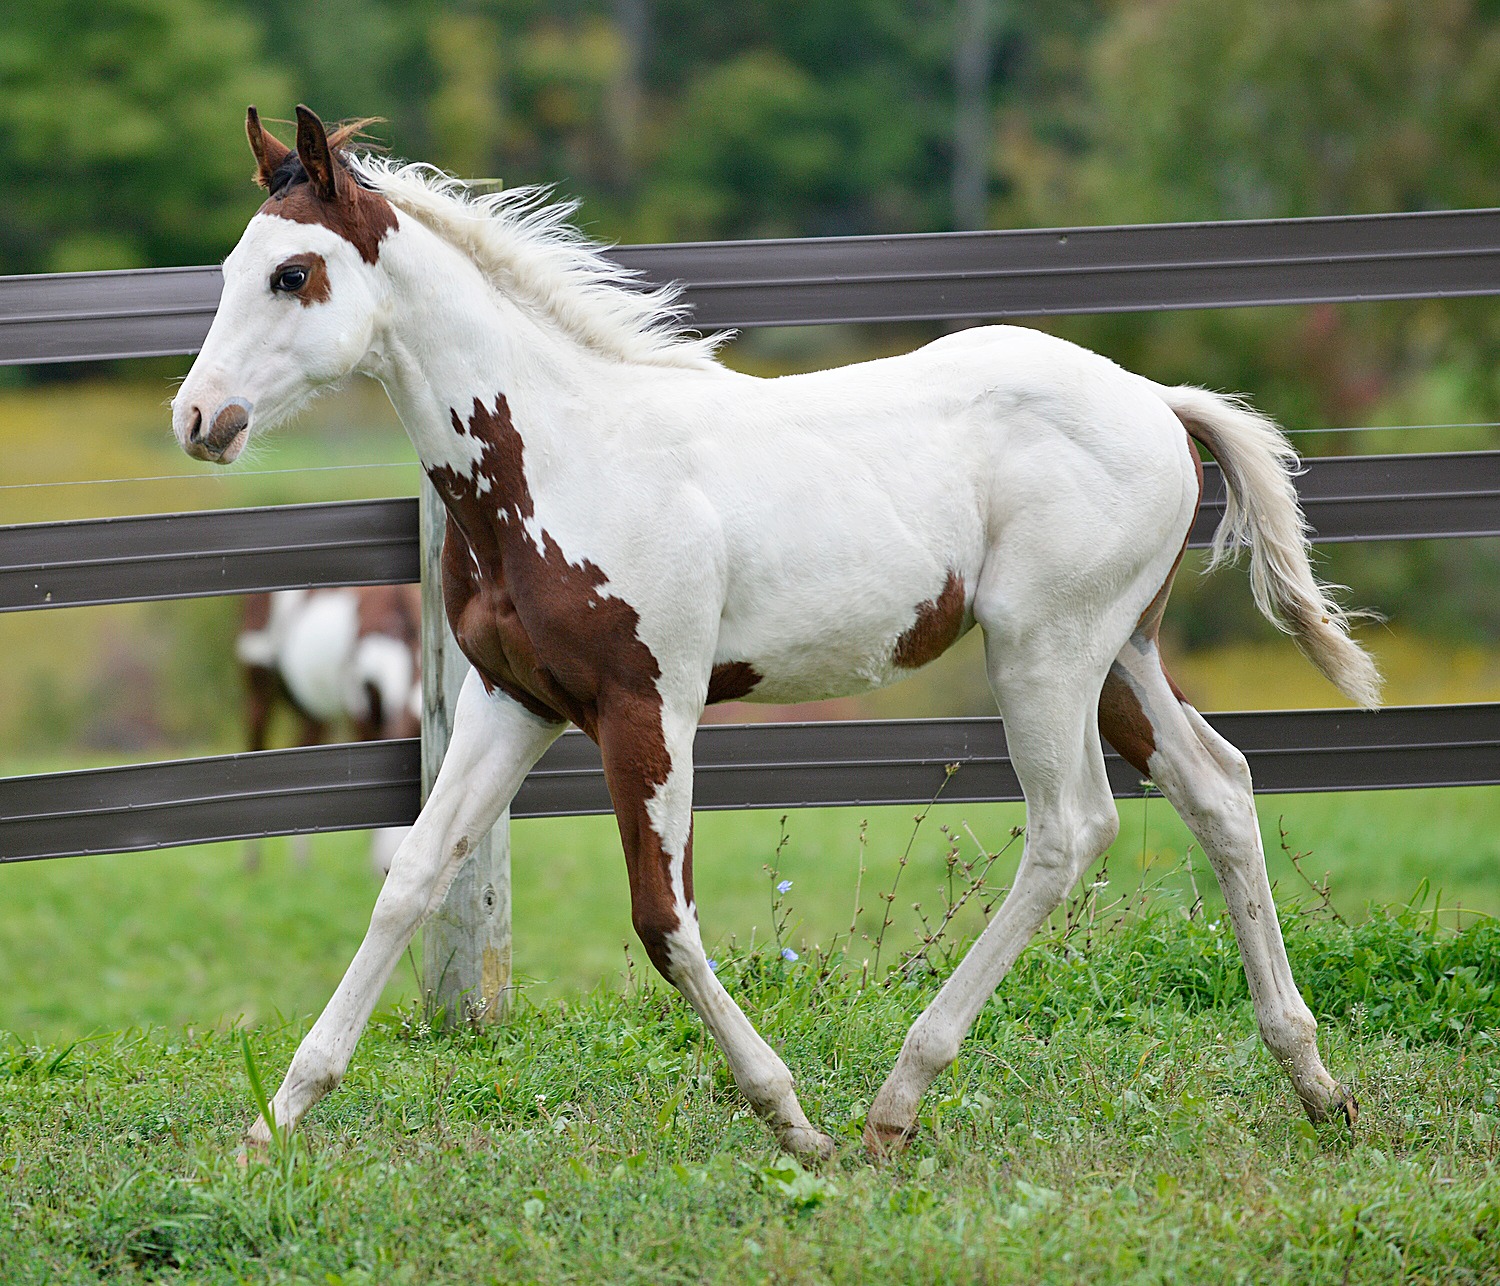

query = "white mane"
[[347, 154, 725, 370]]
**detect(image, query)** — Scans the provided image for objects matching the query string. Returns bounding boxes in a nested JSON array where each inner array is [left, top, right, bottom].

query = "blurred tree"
[[0, 0, 290, 273], [426, 10, 505, 177], [223, 0, 435, 152], [1005, 0, 1500, 430]]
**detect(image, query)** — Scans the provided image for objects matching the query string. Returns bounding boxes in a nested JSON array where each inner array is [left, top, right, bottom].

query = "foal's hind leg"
[[598, 698, 834, 1160], [1100, 633, 1355, 1125], [866, 644, 1121, 1151]]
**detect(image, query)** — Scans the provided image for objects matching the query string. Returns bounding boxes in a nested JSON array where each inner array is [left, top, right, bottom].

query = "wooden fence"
[[3, 209, 1500, 1020]]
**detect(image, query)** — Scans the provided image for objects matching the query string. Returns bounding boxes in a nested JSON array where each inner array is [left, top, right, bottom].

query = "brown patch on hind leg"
[[1098, 666, 1157, 776]]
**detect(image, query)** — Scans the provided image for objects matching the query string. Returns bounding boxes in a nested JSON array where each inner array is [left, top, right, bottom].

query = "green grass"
[[2, 908, 1496, 1283], [2, 787, 1499, 1041]]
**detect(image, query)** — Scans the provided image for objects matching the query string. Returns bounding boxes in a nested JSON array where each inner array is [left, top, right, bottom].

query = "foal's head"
[[173, 106, 395, 463]]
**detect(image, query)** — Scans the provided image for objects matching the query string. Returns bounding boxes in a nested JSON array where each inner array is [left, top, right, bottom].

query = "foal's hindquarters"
[[862, 382, 1362, 1149]]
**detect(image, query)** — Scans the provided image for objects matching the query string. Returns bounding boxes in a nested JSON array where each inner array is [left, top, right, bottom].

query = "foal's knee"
[[372, 837, 468, 936], [1026, 796, 1118, 901], [631, 902, 683, 980]]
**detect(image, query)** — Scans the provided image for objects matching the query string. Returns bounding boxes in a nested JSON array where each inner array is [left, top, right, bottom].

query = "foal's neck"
[[368, 215, 597, 477]]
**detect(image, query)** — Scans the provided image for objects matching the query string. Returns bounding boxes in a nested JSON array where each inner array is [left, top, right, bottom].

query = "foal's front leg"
[[600, 699, 834, 1160], [246, 672, 563, 1148]]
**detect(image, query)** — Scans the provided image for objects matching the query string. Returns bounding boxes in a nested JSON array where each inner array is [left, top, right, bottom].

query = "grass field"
[[3, 787, 1500, 1040], [2, 904, 1497, 1283]]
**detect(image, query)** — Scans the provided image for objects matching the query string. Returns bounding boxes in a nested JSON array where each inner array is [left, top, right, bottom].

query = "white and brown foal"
[[238, 583, 422, 874], [238, 585, 423, 751], [173, 107, 1380, 1159]]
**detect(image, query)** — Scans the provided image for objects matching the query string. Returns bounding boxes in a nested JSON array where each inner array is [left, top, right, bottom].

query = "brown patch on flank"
[[707, 660, 761, 704], [429, 393, 685, 977], [893, 571, 966, 669], [1098, 668, 1155, 776]]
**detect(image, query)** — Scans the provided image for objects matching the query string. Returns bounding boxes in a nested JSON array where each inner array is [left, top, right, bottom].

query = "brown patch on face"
[[262, 178, 397, 265], [250, 107, 396, 263], [271, 253, 331, 306], [708, 660, 762, 704], [893, 571, 966, 669], [1098, 667, 1156, 775], [429, 393, 686, 977]]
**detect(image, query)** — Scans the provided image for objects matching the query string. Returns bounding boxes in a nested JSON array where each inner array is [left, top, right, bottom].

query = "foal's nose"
[[183, 397, 253, 463]]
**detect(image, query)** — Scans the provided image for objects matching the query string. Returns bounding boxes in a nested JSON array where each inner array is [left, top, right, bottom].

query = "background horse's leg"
[[1100, 634, 1355, 1124], [241, 663, 279, 873], [866, 638, 1121, 1152], [599, 701, 834, 1160], [246, 672, 562, 1149]]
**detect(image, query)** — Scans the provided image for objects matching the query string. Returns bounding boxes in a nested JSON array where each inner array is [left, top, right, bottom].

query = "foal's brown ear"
[[246, 106, 291, 189], [295, 104, 339, 202]]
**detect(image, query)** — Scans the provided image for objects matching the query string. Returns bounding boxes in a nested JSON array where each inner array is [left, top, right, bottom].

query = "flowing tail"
[[1159, 384, 1383, 710]]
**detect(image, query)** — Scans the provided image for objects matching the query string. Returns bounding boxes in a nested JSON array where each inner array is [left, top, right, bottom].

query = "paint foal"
[[238, 584, 422, 873], [174, 107, 1380, 1159], [239, 585, 423, 751]]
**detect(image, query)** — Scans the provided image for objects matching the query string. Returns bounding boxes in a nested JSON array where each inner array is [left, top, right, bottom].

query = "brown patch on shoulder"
[[708, 660, 761, 704], [893, 571, 966, 669], [261, 168, 397, 265], [428, 393, 686, 977], [1098, 667, 1155, 775]]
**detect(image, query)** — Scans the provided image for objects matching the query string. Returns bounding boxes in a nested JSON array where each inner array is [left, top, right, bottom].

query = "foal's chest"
[[437, 508, 660, 735]]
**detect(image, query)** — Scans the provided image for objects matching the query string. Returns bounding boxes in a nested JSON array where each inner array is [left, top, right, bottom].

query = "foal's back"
[[686, 325, 1197, 705]]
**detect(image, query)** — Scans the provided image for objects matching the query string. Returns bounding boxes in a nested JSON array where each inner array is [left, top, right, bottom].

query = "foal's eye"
[[272, 265, 309, 293]]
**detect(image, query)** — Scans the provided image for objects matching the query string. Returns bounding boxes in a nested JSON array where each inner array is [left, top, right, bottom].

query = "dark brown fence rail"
[[4, 703, 1498, 864], [4, 450, 1498, 614], [4, 208, 1500, 365], [2, 209, 1497, 863]]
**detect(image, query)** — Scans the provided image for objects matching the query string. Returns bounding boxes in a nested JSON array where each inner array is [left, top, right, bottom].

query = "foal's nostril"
[[188, 406, 204, 442]]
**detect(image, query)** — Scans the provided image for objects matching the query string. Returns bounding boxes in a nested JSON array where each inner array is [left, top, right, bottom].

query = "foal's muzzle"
[[183, 397, 252, 463]]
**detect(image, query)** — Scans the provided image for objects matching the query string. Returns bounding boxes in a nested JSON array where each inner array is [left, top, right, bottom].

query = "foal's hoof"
[[779, 1125, 837, 1163], [239, 1114, 274, 1164], [862, 1116, 917, 1159], [1303, 1083, 1359, 1134]]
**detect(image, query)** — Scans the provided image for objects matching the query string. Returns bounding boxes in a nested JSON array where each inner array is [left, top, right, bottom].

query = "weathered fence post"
[[418, 477, 512, 1027]]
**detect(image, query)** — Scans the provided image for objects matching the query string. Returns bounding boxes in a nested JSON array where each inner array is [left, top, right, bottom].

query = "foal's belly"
[[713, 557, 978, 705]]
